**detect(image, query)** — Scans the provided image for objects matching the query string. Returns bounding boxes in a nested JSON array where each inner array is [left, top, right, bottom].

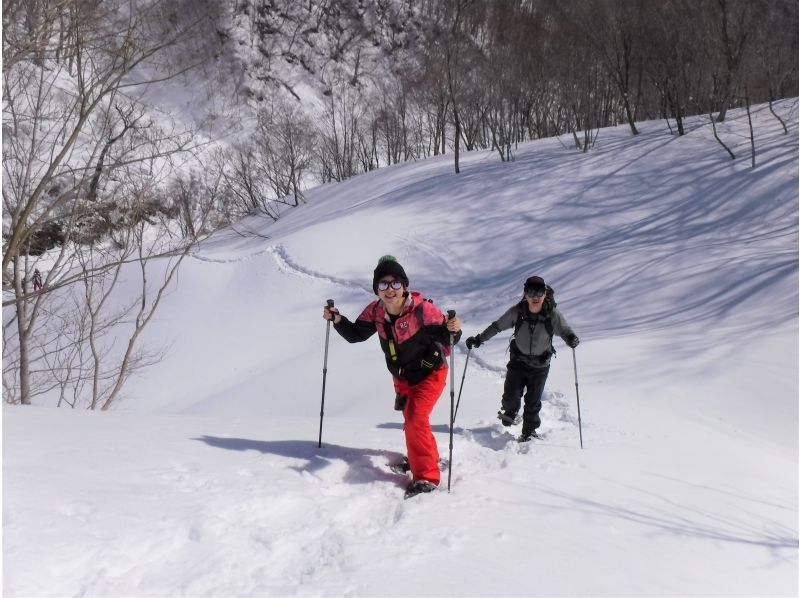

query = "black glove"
[[466, 336, 482, 349], [566, 334, 580, 348]]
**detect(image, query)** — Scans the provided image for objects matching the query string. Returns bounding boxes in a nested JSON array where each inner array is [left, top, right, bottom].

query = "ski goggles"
[[377, 279, 404, 292], [525, 287, 546, 298]]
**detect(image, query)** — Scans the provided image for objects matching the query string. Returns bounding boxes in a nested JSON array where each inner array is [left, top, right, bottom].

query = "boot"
[[497, 410, 520, 426]]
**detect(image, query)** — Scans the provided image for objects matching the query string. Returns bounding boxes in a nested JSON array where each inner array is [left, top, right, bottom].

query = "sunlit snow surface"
[[5, 103, 798, 596]]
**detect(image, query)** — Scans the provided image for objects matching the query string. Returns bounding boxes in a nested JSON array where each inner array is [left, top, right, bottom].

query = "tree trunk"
[[745, 87, 756, 168], [622, 93, 639, 135], [768, 98, 788, 134], [12, 256, 31, 405], [710, 112, 735, 160], [453, 104, 461, 174]]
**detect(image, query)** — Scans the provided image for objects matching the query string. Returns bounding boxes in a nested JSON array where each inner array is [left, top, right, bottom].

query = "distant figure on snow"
[[323, 255, 462, 498], [466, 276, 579, 442], [32, 269, 42, 292]]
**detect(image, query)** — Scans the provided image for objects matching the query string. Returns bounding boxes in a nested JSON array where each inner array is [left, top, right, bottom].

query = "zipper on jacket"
[[382, 318, 398, 362], [528, 318, 537, 355]]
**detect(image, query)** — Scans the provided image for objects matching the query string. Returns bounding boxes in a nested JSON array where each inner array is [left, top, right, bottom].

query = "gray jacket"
[[477, 300, 575, 368]]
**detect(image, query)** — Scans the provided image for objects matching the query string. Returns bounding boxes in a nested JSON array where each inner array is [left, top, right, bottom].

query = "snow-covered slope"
[[4, 102, 798, 596]]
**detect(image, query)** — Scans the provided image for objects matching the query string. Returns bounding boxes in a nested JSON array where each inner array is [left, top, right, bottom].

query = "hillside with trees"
[[3, 0, 797, 408]]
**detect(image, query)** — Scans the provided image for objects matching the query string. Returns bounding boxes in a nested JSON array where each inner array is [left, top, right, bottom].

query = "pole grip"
[[326, 299, 335, 308]]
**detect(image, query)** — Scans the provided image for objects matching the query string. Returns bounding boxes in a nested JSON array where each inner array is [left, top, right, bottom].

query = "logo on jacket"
[[398, 321, 409, 330]]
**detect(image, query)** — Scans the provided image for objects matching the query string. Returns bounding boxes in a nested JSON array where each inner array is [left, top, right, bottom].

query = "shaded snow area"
[[4, 102, 798, 596]]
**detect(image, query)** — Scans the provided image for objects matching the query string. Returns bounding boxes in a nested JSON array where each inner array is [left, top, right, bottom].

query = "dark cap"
[[373, 255, 409, 294], [524, 276, 546, 290]]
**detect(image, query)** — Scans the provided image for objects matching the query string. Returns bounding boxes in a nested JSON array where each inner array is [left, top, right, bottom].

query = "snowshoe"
[[404, 480, 438, 499], [518, 429, 544, 442], [388, 456, 411, 474]]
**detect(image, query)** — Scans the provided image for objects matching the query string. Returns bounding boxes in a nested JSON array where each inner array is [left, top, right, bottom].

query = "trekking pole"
[[572, 347, 584, 449], [452, 347, 471, 424], [318, 299, 335, 448], [446, 310, 456, 492]]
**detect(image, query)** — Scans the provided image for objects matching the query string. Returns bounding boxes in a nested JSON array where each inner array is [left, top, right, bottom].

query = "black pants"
[[501, 361, 550, 432]]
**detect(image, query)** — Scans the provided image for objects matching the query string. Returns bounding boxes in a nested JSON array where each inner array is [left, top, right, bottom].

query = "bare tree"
[[223, 147, 280, 219], [704, 0, 762, 122], [405, 70, 450, 157], [709, 111, 736, 160], [374, 81, 412, 165], [751, 0, 798, 134], [99, 224, 189, 411], [316, 85, 365, 182], [221, 99, 316, 219], [2, 0, 203, 278], [569, 0, 646, 136], [3, 0, 211, 406], [418, 0, 484, 174], [640, 1, 706, 136], [261, 100, 317, 204]]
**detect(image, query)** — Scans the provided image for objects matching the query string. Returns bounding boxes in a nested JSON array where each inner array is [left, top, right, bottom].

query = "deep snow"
[[4, 102, 798, 597]]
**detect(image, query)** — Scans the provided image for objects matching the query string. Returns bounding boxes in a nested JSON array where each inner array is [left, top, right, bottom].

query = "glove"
[[324, 307, 339, 322], [566, 334, 580, 348], [466, 336, 482, 350]]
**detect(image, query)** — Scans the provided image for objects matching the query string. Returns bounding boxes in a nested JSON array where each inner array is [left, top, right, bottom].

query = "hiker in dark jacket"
[[323, 255, 461, 497], [466, 276, 579, 442]]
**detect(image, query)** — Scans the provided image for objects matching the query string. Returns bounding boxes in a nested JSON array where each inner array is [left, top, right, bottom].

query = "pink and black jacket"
[[333, 291, 462, 385]]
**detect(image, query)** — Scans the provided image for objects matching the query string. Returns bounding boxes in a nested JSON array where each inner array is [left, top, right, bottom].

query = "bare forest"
[[3, 0, 797, 409]]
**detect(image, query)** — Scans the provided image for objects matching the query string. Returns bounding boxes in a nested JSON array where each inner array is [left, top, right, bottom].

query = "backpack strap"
[[416, 298, 450, 362], [543, 314, 554, 338], [512, 301, 526, 337], [542, 302, 556, 357], [415, 301, 426, 329]]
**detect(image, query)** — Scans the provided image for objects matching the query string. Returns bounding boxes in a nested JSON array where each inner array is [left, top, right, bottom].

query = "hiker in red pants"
[[323, 255, 461, 498]]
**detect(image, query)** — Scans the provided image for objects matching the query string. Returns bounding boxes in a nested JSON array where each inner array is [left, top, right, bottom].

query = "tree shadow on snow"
[[194, 435, 407, 486], [534, 481, 798, 560]]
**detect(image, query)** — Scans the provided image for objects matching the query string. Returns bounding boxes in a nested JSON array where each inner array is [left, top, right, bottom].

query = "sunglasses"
[[377, 279, 404, 292], [525, 288, 546, 298]]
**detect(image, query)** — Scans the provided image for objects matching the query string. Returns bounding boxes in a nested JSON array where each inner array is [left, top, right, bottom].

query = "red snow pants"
[[393, 366, 447, 485]]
